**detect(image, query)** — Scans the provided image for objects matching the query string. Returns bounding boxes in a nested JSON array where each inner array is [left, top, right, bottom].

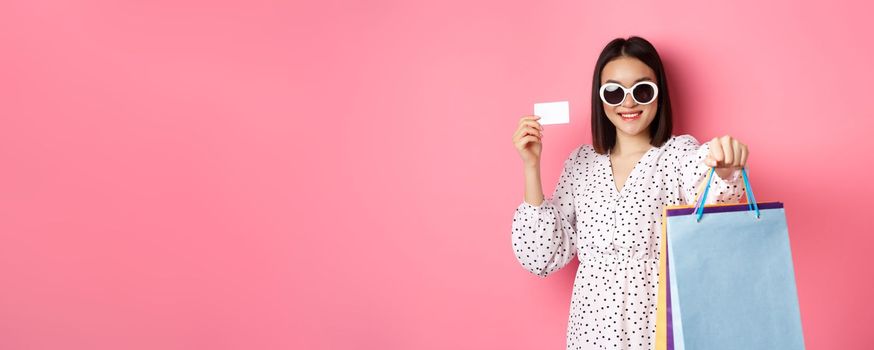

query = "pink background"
[[2, 0, 872, 349]]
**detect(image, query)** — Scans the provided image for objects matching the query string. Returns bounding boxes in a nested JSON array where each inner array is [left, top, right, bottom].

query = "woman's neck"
[[612, 132, 652, 156]]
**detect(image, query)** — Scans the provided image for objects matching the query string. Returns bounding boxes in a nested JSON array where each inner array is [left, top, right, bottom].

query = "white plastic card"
[[533, 101, 569, 125]]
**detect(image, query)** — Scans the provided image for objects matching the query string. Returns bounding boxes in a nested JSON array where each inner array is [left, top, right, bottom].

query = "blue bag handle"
[[692, 167, 760, 222]]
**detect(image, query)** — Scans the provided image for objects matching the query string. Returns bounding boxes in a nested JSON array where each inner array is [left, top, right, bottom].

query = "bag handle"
[[692, 167, 760, 222]]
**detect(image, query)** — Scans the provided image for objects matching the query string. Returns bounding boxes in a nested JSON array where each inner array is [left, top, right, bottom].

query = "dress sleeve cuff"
[[714, 167, 742, 185], [701, 167, 747, 204], [519, 198, 552, 210]]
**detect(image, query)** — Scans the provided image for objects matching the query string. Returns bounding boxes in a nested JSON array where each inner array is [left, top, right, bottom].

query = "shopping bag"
[[655, 167, 805, 350]]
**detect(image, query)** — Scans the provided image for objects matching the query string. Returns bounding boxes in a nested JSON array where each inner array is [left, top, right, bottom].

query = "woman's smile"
[[619, 111, 642, 121]]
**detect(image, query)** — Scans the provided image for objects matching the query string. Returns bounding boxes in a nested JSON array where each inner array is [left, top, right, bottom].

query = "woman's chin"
[[615, 125, 645, 136]]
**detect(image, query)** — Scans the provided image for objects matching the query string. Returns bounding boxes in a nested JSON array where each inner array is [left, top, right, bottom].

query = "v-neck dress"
[[510, 134, 746, 350]]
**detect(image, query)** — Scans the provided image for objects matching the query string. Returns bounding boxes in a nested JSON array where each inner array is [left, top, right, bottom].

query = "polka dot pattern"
[[511, 134, 746, 349]]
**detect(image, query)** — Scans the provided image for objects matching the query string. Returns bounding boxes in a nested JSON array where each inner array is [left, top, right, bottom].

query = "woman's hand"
[[704, 135, 749, 179], [513, 115, 544, 167]]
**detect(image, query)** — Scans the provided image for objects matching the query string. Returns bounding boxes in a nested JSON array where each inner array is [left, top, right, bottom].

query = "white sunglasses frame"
[[599, 81, 659, 106]]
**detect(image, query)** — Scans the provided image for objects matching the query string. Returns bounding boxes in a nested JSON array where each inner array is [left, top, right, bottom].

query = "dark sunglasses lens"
[[633, 84, 655, 103], [603, 85, 625, 105]]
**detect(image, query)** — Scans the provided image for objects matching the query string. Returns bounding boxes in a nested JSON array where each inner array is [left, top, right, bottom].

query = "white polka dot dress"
[[511, 134, 747, 350]]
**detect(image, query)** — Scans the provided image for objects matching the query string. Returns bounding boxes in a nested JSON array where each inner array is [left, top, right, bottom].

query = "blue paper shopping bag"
[[656, 167, 805, 350]]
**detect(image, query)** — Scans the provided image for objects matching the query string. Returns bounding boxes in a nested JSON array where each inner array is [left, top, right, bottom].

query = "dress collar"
[[601, 135, 675, 197]]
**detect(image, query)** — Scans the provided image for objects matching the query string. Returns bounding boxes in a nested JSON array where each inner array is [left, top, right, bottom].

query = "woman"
[[510, 36, 749, 349]]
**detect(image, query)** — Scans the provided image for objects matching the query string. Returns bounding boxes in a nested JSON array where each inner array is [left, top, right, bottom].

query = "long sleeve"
[[510, 146, 582, 278], [675, 134, 747, 205]]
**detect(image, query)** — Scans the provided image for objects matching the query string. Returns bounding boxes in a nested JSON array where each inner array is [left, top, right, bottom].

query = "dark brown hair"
[[591, 36, 673, 154]]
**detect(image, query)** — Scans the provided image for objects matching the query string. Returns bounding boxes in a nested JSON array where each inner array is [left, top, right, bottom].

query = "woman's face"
[[600, 56, 658, 138]]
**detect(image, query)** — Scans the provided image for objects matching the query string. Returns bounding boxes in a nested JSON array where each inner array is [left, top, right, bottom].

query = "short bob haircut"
[[591, 36, 673, 154]]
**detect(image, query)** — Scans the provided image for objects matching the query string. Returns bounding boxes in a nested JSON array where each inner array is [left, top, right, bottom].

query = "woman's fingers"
[[519, 115, 540, 121], [513, 125, 541, 142], [709, 138, 725, 165], [518, 115, 541, 126], [516, 135, 541, 149], [513, 115, 542, 146], [514, 118, 543, 141], [706, 136, 750, 169], [704, 156, 717, 167], [513, 115, 544, 165], [519, 119, 543, 132], [522, 125, 542, 138], [720, 136, 734, 166], [732, 139, 743, 167]]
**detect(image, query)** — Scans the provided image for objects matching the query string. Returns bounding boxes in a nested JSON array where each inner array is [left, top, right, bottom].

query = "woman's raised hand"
[[513, 115, 544, 167], [705, 135, 749, 179]]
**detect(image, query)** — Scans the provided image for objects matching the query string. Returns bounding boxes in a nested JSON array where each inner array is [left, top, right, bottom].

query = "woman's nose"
[[621, 92, 637, 107]]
